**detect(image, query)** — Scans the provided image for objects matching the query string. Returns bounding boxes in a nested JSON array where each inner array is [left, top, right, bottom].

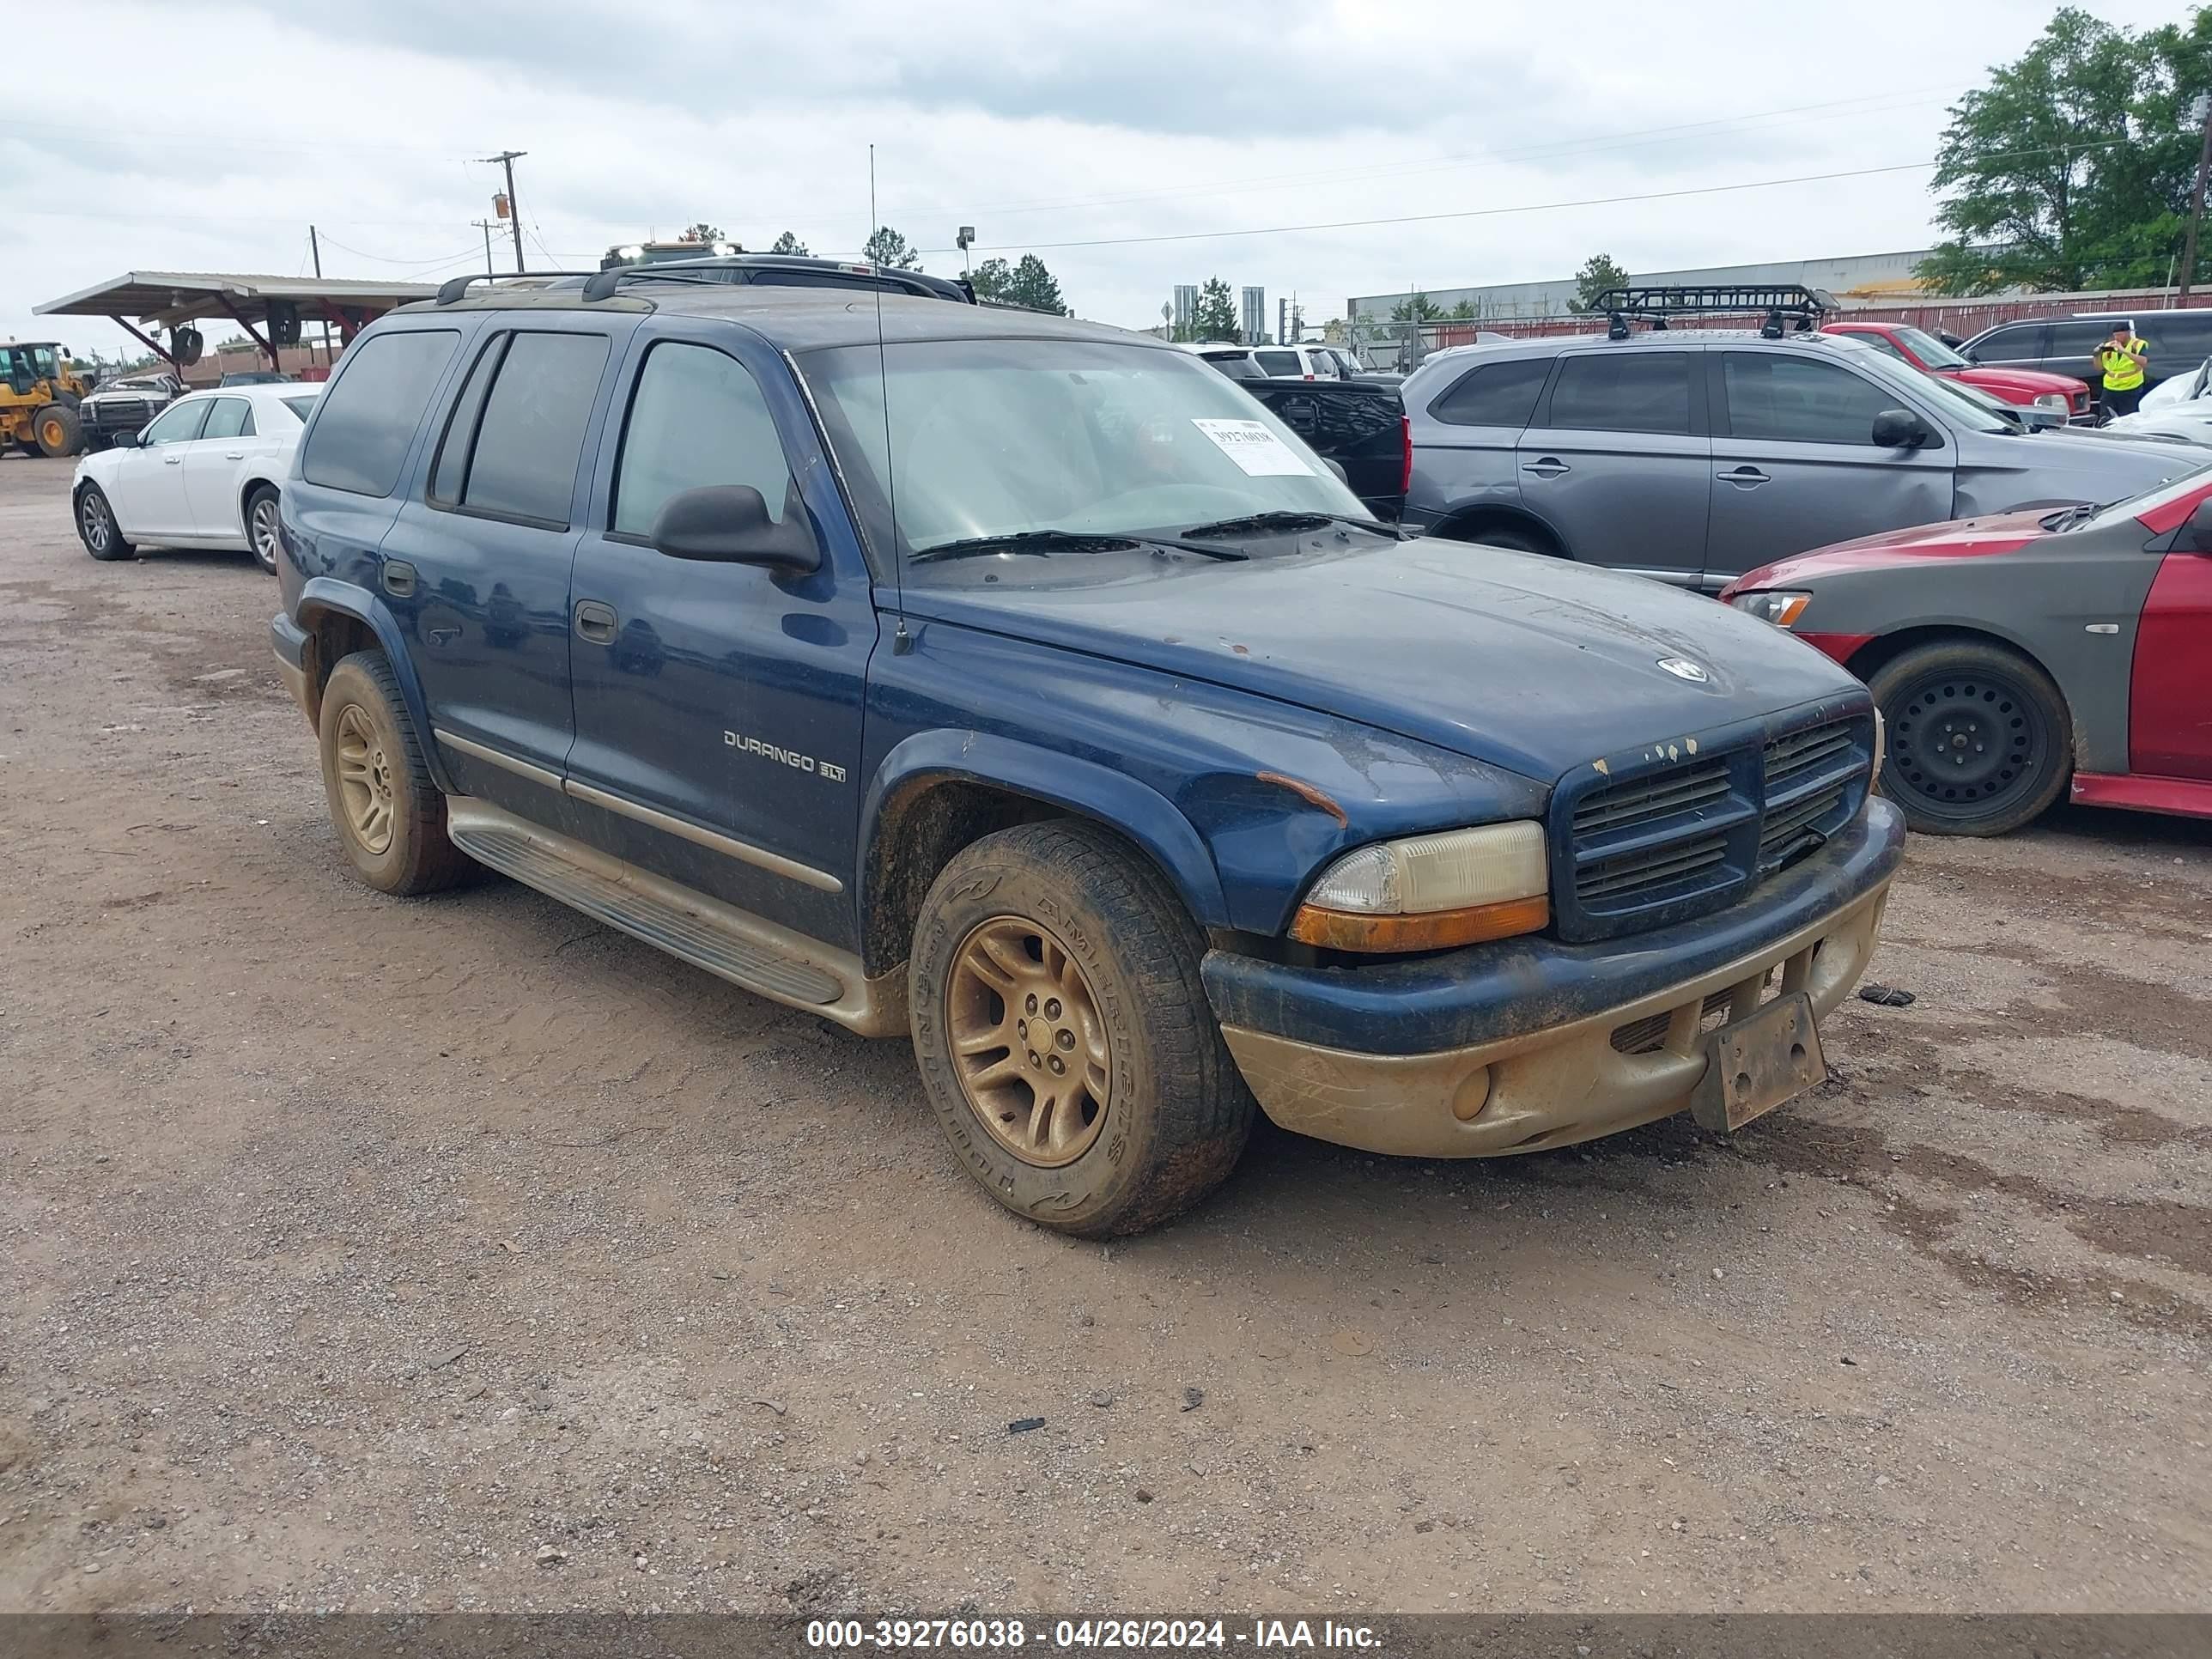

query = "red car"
[[1719, 470, 2212, 835], [1822, 321, 2094, 424]]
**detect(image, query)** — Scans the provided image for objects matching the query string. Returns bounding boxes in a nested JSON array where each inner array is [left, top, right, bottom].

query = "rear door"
[[374, 315, 632, 799], [1705, 350, 1954, 582], [564, 324, 876, 939], [180, 396, 256, 537], [2042, 319, 2113, 386], [2131, 549, 2212, 780], [1516, 347, 1708, 583], [108, 396, 210, 537]]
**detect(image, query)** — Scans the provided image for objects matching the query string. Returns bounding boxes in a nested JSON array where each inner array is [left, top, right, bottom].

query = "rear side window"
[[1721, 355, 1895, 445], [280, 395, 319, 423], [1430, 357, 1551, 428], [1972, 322, 2051, 362], [434, 331, 611, 527], [611, 342, 795, 538], [301, 330, 459, 496], [2149, 313, 2212, 357], [1255, 350, 1301, 376], [1546, 351, 1695, 435], [200, 398, 253, 441]]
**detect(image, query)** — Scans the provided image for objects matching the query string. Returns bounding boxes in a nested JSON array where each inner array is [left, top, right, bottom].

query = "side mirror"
[[649, 483, 820, 572], [1871, 409, 1930, 449], [1936, 330, 1964, 349], [115, 428, 143, 449], [2186, 497, 2212, 554]]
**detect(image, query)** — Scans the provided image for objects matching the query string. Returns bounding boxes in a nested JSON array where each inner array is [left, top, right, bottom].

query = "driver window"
[[143, 400, 213, 447], [611, 342, 798, 538]]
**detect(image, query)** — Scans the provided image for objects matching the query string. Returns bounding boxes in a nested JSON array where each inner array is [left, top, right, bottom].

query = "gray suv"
[[1402, 331, 2201, 589]]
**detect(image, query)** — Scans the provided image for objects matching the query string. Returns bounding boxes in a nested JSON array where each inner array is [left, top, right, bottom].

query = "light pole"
[[957, 226, 975, 280]]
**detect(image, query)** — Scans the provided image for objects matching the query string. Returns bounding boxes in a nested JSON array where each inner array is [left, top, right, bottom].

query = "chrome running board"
[[444, 799, 906, 1037]]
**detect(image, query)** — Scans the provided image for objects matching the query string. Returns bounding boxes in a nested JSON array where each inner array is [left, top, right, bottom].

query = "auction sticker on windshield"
[[1190, 418, 1315, 477]]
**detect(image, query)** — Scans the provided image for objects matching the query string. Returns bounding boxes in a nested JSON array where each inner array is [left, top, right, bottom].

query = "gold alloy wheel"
[[332, 702, 398, 855], [947, 915, 1113, 1167]]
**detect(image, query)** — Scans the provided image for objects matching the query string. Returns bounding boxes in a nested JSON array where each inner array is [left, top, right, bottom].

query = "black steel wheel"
[[1869, 640, 2072, 836]]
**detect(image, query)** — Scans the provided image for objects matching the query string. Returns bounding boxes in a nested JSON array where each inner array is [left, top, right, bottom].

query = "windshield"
[[1889, 325, 1969, 369], [801, 337, 1365, 565], [1841, 344, 2012, 434]]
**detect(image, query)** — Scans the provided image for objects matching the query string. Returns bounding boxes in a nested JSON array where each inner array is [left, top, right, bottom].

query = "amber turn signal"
[[1289, 893, 1551, 953]]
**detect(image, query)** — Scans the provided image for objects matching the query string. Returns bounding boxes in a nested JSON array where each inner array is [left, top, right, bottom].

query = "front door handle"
[[574, 599, 618, 644], [1717, 466, 1771, 487], [382, 560, 417, 598], [162, 454, 183, 465], [1521, 457, 1571, 478]]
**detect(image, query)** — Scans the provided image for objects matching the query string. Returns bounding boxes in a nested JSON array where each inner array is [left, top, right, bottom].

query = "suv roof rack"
[[573, 254, 976, 305], [433, 270, 598, 306], [1589, 283, 1838, 341]]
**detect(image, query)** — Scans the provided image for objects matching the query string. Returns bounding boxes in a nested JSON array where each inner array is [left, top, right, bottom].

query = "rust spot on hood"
[[1255, 770, 1349, 826]]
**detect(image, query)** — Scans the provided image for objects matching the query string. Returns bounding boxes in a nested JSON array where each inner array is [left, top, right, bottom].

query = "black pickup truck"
[[1192, 357, 1407, 520]]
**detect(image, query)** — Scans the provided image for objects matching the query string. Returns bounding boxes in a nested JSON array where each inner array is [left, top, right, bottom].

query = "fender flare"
[[293, 576, 455, 794], [860, 729, 1231, 930], [1431, 501, 1570, 556]]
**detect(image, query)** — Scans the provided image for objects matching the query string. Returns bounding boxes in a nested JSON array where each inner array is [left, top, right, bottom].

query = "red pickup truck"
[[1821, 320, 2094, 423]]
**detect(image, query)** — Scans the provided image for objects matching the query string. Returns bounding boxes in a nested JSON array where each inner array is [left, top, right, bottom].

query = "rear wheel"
[[76, 484, 135, 561], [317, 651, 471, 895], [1441, 516, 1559, 557], [1869, 641, 2072, 836], [908, 820, 1255, 1237], [33, 403, 82, 458], [246, 484, 283, 574]]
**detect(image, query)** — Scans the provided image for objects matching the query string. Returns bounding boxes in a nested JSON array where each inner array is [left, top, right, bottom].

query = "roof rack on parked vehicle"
[[432, 270, 599, 306], [1589, 284, 1840, 342], [569, 254, 977, 306]]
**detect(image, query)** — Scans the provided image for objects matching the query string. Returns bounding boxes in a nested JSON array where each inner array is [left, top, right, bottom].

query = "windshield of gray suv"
[[801, 338, 1370, 566], [1837, 342, 2013, 434]]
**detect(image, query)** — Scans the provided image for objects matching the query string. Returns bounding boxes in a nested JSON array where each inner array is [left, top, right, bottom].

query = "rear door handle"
[[1521, 458, 1571, 478], [574, 599, 618, 644], [222, 451, 246, 460], [1717, 466, 1771, 487]]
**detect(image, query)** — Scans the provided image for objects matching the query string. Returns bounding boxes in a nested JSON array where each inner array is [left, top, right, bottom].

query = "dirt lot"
[[3, 455, 2209, 1618]]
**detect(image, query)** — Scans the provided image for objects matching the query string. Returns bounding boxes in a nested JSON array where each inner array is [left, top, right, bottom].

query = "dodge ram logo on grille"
[[1656, 656, 1711, 684]]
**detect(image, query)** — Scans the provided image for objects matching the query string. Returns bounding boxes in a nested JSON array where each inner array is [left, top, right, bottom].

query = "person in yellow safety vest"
[[2094, 323, 2149, 422]]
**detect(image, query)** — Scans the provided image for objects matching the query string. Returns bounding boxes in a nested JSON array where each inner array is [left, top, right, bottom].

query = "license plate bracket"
[[1690, 990, 1826, 1133]]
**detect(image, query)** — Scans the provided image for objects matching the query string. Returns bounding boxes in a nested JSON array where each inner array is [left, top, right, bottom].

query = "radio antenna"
[[870, 143, 909, 652]]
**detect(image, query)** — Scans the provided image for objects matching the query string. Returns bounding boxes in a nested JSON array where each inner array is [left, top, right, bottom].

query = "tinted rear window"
[[1430, 357, 1551, 427], [444, 331, 611, 526], [301, 331, 459, 496], [1545, 351, 1695, 435], [1255, 350, 1302, 376]]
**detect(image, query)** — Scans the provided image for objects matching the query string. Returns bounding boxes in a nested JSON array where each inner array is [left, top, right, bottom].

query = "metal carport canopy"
[[33, 271, 439, 368]]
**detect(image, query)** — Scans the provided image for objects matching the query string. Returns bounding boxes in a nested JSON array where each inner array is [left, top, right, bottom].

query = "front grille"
[[88, 398, 153, 429], [1553, 709, 1872, 942]]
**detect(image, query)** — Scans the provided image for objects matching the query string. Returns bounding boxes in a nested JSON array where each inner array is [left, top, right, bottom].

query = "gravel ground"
[[3, 455, 2208, 1616]]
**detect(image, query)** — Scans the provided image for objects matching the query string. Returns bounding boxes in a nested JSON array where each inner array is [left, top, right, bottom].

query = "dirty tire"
[[909, 819, 1255, 1237], [33, 402, 83, 458], [75, 483, 135, 561], [245, 483, 283, 574], [317, 651, 471, 896], [1869, 639, 2072, 837]]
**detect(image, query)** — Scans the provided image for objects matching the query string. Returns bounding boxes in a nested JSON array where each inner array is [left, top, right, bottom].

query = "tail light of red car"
[[1399, 416, 1413, 498]]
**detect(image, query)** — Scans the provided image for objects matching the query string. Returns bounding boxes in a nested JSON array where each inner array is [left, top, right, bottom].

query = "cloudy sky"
[[9, 0, 2188, 354]]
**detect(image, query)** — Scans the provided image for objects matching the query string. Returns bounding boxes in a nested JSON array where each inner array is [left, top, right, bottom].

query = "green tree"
[[1566, 253, 1631, 313], [862, 225, 922, 270], [684, 222, 725, 245], [1006, 253, 1069, 315], [1449, 299, 1477, 320], [1193, 276, 1242, 341], [1917, 7, 2212, 294], [1389, 291, 1442, 323], [969, 256, 1013, 302], [769, 230, 811, 256]]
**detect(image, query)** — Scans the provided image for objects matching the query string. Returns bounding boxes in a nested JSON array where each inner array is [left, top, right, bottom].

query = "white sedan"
[[71, 382, 321, 574]]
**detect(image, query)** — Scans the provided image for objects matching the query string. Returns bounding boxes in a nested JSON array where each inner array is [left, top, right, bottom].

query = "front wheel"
[[1868, 641, 2072, 836], [908, 820, 1255, 1237], [76, 484, 136, 561], [245, 484, 283, 574]]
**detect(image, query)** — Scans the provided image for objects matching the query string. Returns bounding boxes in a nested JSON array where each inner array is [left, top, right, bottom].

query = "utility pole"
[[480, 150, 528, 273], [2180, 94, 2212, 302], [472, 220, 499, 276], [308, 223, 331, 368]]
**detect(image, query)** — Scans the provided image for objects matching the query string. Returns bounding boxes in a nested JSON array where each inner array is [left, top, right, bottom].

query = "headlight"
[[2033, 392, 2069, 410], [1729, 590, 1811, 628], [1290, 821, 1548, 953]]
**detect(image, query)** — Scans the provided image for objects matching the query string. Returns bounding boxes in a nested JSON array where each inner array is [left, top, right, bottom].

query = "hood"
[[904, 537, 1863, 785], [1727, 509, 2050, 594], [1954, 366, 2087, 397], [1958, 425, 2198, 503]]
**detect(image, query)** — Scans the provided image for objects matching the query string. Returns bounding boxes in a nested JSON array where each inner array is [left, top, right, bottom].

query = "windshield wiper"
[[2039, 501, 2100, 532], [910, 528, 1243, 565], [1181, 510, 1402, 541]]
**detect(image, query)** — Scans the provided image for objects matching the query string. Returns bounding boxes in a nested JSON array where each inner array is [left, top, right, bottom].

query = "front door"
[[1705, 351, 1955, 583], [565, 327, 878, 943], [112, 397, 211, 538], [2131, 550, 2212, 780], [373, 319, 629, 799], [1516, 348, 1709, 584]]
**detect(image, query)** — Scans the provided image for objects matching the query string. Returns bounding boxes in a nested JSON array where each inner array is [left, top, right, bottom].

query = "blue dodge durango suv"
[[270, 276, 1905, 1234]]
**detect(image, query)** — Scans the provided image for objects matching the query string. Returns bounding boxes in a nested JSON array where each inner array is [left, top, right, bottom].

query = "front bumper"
[[1204, 796, 1905, 1157]]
